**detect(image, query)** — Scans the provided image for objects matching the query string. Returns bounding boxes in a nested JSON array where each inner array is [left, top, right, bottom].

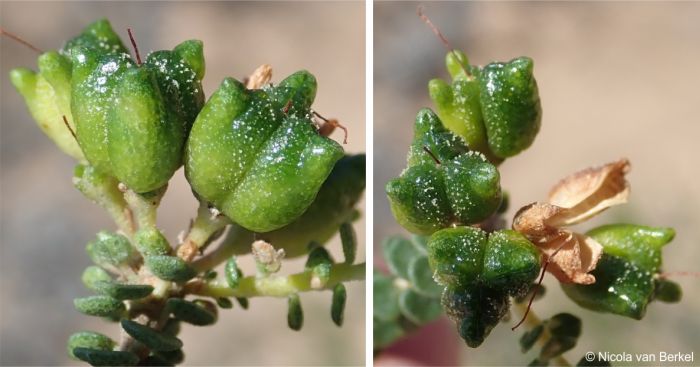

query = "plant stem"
[[122, 185, 166, 230], [186, 262, 365, 298], [177, 201, 231, 261], [512, 302, 571, 366]]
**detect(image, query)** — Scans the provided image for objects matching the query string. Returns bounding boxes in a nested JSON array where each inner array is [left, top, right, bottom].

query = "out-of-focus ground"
[[0, 2, 365, 365], [375, 2, 699, 366]]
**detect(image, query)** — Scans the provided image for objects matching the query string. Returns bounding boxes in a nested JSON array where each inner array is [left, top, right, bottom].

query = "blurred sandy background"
[[0, 1, 365, 365], [375, 2, 699, 366]]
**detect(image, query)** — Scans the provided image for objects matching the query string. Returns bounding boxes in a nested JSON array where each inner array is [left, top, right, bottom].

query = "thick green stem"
[[177, 201, 231, 261], [186, 262, 365, 298], [122, 185, 166, 230], [512, 302, 571, 366]]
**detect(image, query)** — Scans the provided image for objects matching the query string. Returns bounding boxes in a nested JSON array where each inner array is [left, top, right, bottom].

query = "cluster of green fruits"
[[383, 50, 680, 349], [10, 19, 365, 366]]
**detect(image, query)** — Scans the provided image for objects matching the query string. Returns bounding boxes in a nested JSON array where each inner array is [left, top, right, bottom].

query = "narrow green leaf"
[[67, 331, 115, 359], [161, 319, 180, 336], [225, 257, 242, 289], [547, 313, 581, 339], [72, 347, 139, 366], [134, 228, 172, 256], [305, 246, 333, 287], [74, 296, 125, 317], [146, 255, 197, 282], [654, 279, 682, 303], [155, 349, 185, 364], [540, 336, 578, 361], [81, 266, 112, 291], [407, 256, 442, 298], [166, 298, 217, 326], [331, 283, 347, 326], [339, 222, 357, 264], [398, 289, 442, 325], [373, 318, 405, 349], [120, 319, 183, 352], [139, 355, 174, 366], [520, 323, 544, 353], [92, 281, 153, 300], [236, 297, 249, 309], [86, 231, 139, 268], [373, 270, 400, 321], [382, 236, 422, 279], [288, 294, 304, 331], [217, 297, 234, 309]]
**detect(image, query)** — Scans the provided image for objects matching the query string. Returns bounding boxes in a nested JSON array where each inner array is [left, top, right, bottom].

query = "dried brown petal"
[[547, 159, 630, 226], [542, 232, 603, 285], [512, 202, 565, 243], [246, 64, 273, 89]]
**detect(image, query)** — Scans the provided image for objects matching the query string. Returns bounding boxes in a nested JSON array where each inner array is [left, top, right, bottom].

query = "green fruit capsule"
[[221, 154, 365, 258], [108, 66, 185, 192], [561, 224, 676, 320], [185, 72, 344, 232], [386, 109, 502, 235], [427, 227, 541, 295], [442, 286, 509, 348], [9, 19, 126, 163], [478, 57, 542, 158], [143, 39, 205, 132], [67, 331, 116, 359], [61, 18, 128, 56], [429, 50, 490, 156]]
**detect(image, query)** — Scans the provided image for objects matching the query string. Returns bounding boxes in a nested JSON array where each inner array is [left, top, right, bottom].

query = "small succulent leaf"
[[166, 298, 217, 326], [236, 297, 250, 310], [72, 348, 139, 366], [134, 228, 172, 256], [92, 281, 154, 300], [540, 336, 578, 361], [576, 355, 612, 367], [382, 235, 423, 280], [145, 255, 197, 282], [161, 319, 181, 336], [305, 245, 333, 287], [331, 283, 347, 327], [120, 319, 183, 352], [139, 355, 174, 366], [86, 231, 139, 269], [654, 279, 682, 303], [373, 270, 401, 321], [216, 297, 234, 309], [339, 222, 357, 264], [74, 296, 125, 318], [155, 349, 185, 365], [81, 266, 113, 291], [67, 331, 115, 359], [373, 318, 406, 350], [398, 289, 442, 325], [520, 323, 544, 353], [224, 256, 242, 289], [547, 313, 582, 339], [287, 293, 304, 331], [406, 256, 442, 298]]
